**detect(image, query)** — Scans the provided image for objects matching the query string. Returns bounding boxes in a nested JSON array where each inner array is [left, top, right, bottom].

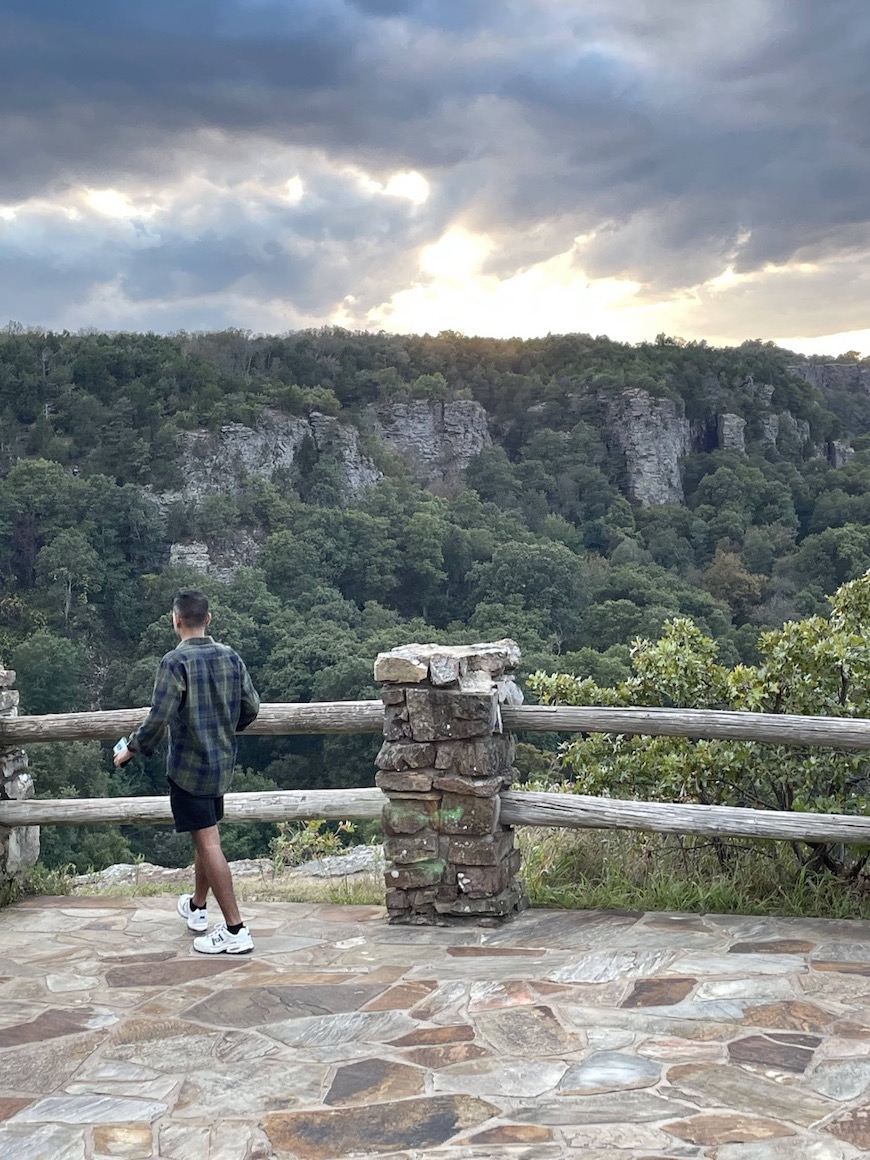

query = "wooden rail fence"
[[3, 699, 870, 845], [5, 701, 870, 750], [6, 788, 870, 847]]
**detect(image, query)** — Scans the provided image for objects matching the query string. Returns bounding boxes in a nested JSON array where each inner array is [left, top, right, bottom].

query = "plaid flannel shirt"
[[127, 636, 260, 797]]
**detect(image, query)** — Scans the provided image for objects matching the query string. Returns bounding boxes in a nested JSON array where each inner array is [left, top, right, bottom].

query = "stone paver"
[[0, 897, 870, 1157]]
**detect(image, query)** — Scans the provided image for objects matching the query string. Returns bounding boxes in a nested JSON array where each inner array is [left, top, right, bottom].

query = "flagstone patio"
[[1, 897, 870, 1159]]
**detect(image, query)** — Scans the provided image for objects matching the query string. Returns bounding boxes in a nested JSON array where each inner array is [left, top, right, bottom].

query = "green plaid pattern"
[[128, 637, 260, 796]]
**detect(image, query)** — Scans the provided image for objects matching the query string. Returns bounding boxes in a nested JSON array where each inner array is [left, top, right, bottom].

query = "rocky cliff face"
[[156, 382, 837, 539], [362, 400, 491, 492], [601, 384, 834, 507], [155, 408, 381, 509], [157, 401, 492, 572], [829, 440, 855, 468], [157, 399, 491, 509], [717, 413, 746, 454], [604, 389, 692, 505], [309, 412, 383, 499], [788, 363, 870, 393]]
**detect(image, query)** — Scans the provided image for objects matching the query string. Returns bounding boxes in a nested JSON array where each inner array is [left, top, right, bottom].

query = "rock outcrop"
[[168, 533, 261, 582], [155, 400, 491, 509], [72, 846, 385, 891], [151, 401, 494, 577], [760, 415, 780, 447], [155, 409, 381, 509], [602, 379, 838, 506], [308, 412, 383, 498], [363, 400, 491, 492], [604, 389, 691, 506], [828, 440, 855, 468], [789, 363, 870, 393], [717, 413, 746, 454], [786, 363, 861, 466], [169, 541, 212, 575], [151, 377, 834, 532]]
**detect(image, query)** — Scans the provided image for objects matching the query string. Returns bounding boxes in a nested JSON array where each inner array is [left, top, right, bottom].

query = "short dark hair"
[[173, 590, 210, 628]]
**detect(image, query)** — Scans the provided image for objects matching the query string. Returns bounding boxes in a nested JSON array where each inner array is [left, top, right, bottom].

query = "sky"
[[1, 0, 869, 353]]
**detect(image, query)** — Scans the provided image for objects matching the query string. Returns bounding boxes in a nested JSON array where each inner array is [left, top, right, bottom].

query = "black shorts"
[[168, 780, 225, 833]]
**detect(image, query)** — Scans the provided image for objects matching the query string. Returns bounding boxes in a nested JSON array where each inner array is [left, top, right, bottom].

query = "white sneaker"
[[177, 894, 208, 933], [193, 922, 254, 955]]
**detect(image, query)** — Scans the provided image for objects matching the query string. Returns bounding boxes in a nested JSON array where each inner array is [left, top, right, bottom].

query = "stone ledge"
[[375, 640, 520, 690]]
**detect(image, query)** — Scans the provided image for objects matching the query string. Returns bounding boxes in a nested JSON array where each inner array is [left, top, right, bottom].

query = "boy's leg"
[[191, 824, 242, 928], [192, 845, 210, 910]]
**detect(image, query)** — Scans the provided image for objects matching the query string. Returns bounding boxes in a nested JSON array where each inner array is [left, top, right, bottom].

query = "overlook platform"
[[1, 899, 869, 1159]]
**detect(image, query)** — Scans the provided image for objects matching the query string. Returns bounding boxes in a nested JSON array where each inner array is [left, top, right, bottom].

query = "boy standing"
[[114, 590, 260, 954]]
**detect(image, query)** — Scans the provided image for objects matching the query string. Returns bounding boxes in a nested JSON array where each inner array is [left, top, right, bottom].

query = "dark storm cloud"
[[0, 2, 365, 197], [463, 4, 870, 285], [1, 0, 869, 330], [0, 0, 512, 197]]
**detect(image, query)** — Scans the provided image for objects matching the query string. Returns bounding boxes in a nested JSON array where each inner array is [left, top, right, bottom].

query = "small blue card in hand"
[[113, 737, 128, 755]]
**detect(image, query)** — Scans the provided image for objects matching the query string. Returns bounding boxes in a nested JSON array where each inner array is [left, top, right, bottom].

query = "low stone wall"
[[374, 640, 527, 924], [0, 668, 38, 898]]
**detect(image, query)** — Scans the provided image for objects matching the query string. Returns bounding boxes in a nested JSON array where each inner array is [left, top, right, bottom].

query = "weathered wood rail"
[[0, 789, 386, 827], [5, 699, 870, 846], [0, 701, 384, 743], [5, 700, 870, 750], [5, 788, 870, 847]]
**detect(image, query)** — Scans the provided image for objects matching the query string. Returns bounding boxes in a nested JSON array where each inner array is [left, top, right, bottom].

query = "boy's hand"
[[113, 745, 132, 767]]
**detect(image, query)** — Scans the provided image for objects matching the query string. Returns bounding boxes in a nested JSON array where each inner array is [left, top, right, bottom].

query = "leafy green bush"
[[530, 570, 870, 878]]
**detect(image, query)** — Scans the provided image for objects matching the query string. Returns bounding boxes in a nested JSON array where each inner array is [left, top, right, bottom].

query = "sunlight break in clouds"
[[365, 236, 660, 341], [419, 229, 492, 281], [354, 169, 429, 206], [84, 189, 159, 221]]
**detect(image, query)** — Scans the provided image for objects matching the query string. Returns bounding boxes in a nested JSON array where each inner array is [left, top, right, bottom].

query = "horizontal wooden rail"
[[5, 701, 870, 749], [5, 788, 870, 846], [500, 792, 870, 844], [503, 705, 870, 749], [0, 702, 385, 743], [0, 789, 387, 827]]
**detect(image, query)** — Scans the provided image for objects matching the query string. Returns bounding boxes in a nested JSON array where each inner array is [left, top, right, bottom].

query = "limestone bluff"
[[150, 364, 856, 577]]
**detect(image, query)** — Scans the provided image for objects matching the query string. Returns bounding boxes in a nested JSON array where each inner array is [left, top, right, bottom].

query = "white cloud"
[[777, 328, 870, 358], [353, 167, 430, 206], [382, 171, 429, 205], [285, 176, 304, 203], [84, 188, 159, 221]]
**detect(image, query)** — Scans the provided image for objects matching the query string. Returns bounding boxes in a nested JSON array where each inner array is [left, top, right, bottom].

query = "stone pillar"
[[374, 640, 527, 925], [0, 668, 39, 894]]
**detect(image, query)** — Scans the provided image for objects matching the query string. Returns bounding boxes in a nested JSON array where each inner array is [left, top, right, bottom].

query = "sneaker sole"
[[193, 946, 254, 955]]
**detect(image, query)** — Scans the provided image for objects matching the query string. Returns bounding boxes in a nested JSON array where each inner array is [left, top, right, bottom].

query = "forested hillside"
[[3, 323, 870, 872]]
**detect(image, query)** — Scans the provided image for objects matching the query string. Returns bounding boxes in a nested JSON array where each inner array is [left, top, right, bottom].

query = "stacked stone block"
[[0, 668, 38, 886], [374, 641, 527, 924]]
